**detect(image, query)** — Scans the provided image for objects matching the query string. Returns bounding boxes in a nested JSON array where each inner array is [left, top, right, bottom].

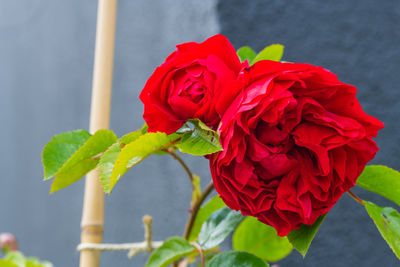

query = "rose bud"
[[140, 34, 247, 134], [210, 60, 383, 236], [0, 232, 18, 252]]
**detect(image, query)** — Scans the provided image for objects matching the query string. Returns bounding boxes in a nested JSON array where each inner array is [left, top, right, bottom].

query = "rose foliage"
[[42, 35, 400, 265]]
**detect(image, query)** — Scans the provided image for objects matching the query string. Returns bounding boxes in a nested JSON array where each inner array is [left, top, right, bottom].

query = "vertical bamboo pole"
[[80, 0, 117, 266]]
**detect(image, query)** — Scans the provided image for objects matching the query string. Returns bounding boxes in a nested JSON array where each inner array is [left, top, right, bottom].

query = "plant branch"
[[183, 182, 215, 240], [347, 190, 365, 206], [77, 215, 163, 259], [191, 242, 204, 267], [166, 150, 193, 183]]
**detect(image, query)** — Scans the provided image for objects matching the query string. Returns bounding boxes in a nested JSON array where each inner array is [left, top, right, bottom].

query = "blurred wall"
[[217, 0, 400, 266], [0, 1, 218, 266], [0, 1, 399, 267]]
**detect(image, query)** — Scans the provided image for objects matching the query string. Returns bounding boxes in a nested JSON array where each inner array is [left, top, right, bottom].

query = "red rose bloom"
[[140, 34, 245, 134], [210, 60, 383, 236]]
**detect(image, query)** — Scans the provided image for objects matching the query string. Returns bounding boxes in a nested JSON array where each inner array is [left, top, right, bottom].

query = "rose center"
[[179, 79, 205, 103]]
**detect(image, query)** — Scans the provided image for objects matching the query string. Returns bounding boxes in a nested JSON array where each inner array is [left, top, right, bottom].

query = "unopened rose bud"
[[0, 233, 18, 252]]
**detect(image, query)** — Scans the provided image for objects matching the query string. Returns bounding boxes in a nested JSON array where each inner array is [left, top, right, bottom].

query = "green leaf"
[[176, 119, 222, 156], [0, 260, 19, 267], [198, 207, 244, 249], [4, 251, 25, 267], [252, 44, 284, 64], [233, 216, 292, 262], [42, 130, 91, 180], [208, 251, 269, 267], [357, 165, 400, 207], [2, 252, 52, 267], [49, 129, 117, 193], [191, 174, 201, 207], [98, 130, 143, 193], [287, 214, 326, 257], [145, 237, 194, 267], [237, 46, 257, 63], [109, 132, 180, 192], [26, 257, 53, 267], [141, 123, 149, 134], [189, 195, 226, 242], [365, 201, 400, 260], [38, 262, 53, 267]]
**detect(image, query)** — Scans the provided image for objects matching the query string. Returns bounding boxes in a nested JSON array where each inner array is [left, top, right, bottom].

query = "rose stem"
[[191, 242, 205, 267], [166, 150, 193, 183], [347, 190, 365, 206], [183, 182, 215, 240]]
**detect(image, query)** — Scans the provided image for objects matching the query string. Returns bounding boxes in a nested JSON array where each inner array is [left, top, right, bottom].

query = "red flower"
[[140, 34, 245, 134], [210, 60, 383, 236]]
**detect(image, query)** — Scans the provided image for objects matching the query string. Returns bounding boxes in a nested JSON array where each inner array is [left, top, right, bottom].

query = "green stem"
[[347, 190, 365, 206], [166, 150, 193, 183], [191, 242, 204, 267], [183, 182, 215, 240]]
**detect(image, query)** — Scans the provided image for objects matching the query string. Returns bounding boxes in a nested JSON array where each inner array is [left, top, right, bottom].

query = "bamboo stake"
[[80, 0, 117, 266]]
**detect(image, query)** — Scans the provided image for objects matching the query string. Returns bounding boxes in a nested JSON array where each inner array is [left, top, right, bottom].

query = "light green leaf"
[[38, 262, 53, 267], [237, 46, 257, 63], [109, 132, 180, 192], [198, 207, 244, 249], [191, 174, 201, 207], [233, 216, 292, 262], [26, 257, 53, 267], [365, 201, 400, 260], [287, 214, 326, 257], [208, 251, 269, 267], [42, 130, 91, 180], [4, 251, 25, 267], [145, 237, 194, 267], [176, 119, 222, 156], [98, 130, 143, 193], [141, 123, 149, 134], [49, 129, 117, 193], [0, 260, 19, 267], [252, 44, 284, 64], [357, 165, 400, 207], [189, 195, 226, 242]]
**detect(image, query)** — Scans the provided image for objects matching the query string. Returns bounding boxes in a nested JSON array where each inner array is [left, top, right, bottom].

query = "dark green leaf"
[[365, 201, 400, 260], [109, 132, 180, 192], [208, 251, 269, 267], [176, 119, 222, 156], [145, 237, 194, 267], [49, 130, 117, 193], [287, 214, 326, 257], [98, 130, 143, 193], [198, 207, 244, 249], [189, 195, 226, 242], [252, 44, 284, 64], [237, 46, 257, 63], [42, 130, 91, 180], [233, 216, 292, 262], [357, 165, 400, 207]]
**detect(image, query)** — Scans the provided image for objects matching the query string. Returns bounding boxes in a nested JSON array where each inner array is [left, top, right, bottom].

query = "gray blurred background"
[[0, 0, 399, 266]]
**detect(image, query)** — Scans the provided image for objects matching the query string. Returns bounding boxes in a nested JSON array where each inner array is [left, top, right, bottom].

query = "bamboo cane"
[[80, 0, 117, 266]]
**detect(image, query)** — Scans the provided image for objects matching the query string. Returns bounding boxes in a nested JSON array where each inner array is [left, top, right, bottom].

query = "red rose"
[[140, 34, 245, 134], [210, 60, 383, 236]]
